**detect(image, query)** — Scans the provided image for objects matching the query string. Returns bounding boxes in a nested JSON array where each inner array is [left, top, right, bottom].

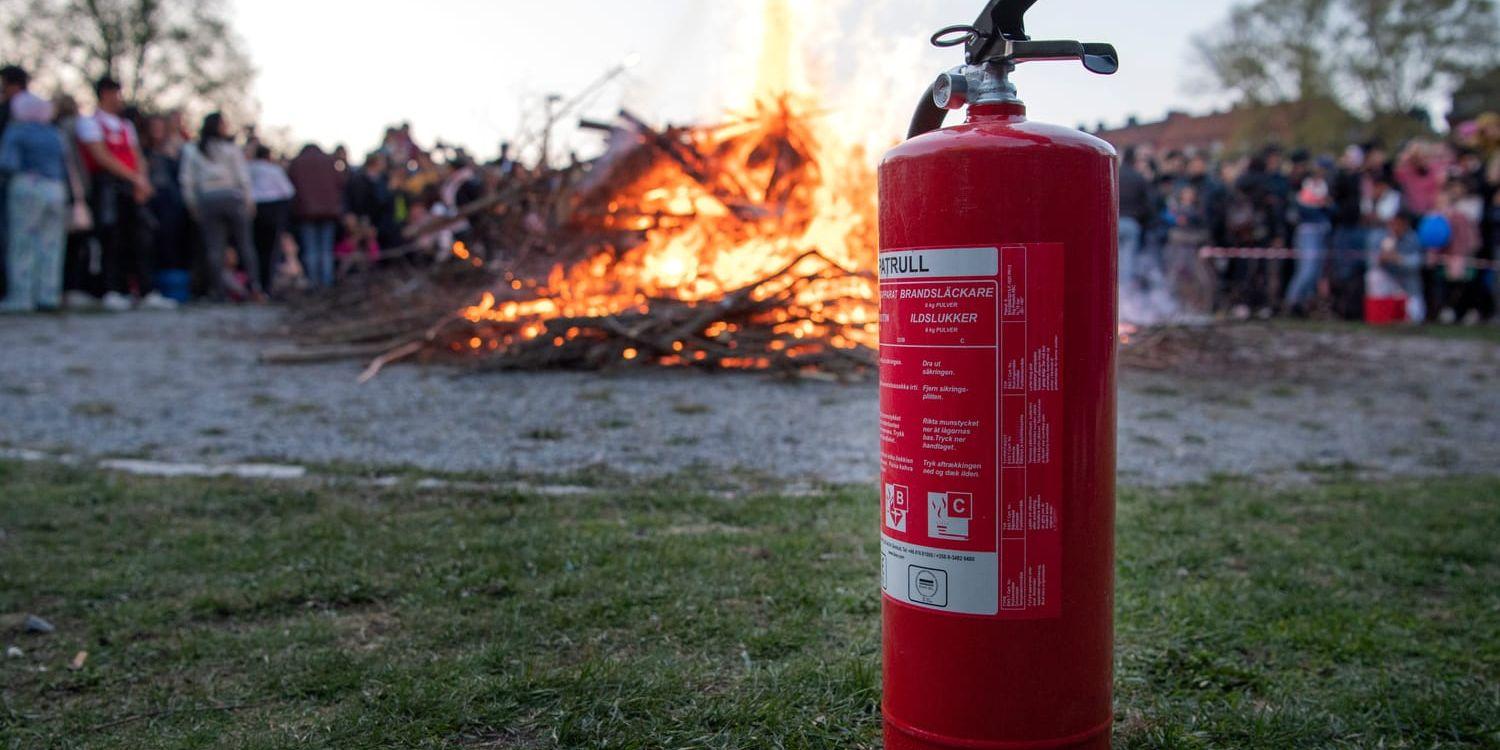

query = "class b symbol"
[[928, 491, 973, 540], [885, 483, 909, 532]]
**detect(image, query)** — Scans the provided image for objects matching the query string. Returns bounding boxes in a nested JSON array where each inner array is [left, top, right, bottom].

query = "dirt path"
[[1, 307, 1495, 485]]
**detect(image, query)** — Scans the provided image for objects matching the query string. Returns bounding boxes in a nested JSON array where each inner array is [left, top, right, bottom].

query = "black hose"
[[907, 81, 948, 140]]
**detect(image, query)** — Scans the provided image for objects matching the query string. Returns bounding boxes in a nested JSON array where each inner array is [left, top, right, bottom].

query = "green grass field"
[[2, 461, 1497, 749]]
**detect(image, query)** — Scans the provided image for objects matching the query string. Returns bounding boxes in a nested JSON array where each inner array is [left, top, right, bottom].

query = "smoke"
[[1120, 242, 1223, 327], [1120, 266, 1184, 326], [813, 0, 949, 158], [673, 0, 973, 158]]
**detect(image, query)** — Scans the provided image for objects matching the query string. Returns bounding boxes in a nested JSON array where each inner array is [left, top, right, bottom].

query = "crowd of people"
[[2, 60, 1500, 326], [0, 65, 523, 314], [1119, 126, 1500, 324]]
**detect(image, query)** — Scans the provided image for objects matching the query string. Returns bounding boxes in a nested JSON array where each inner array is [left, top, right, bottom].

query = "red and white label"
[[879, 244, 1063, 618]]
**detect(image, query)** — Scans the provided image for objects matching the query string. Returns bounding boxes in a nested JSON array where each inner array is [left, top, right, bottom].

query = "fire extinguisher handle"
[[1006, 40, 1119, 75], [908, 80, 949, 140], [905, 0, 1120, 139]]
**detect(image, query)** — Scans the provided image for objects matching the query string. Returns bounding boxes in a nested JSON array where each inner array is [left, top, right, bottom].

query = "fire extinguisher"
[[877, 1, 1119, 748]]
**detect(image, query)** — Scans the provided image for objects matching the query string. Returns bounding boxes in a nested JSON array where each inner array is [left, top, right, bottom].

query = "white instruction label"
[[880, 243, 1065, 619], [878, 247, 1000, 279], [881, 537, 999, 613]]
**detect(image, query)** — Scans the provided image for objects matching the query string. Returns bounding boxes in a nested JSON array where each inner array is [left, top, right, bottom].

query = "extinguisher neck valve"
[[935, 63, 1019, 110]]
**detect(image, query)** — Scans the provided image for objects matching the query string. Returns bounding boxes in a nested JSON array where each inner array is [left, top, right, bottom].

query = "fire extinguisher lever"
[[1002, 40, 1119, 75], [909, 0, 1118, 139], [942, 0, 1117, 73]]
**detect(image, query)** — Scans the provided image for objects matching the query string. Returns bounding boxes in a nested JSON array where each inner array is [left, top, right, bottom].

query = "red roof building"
[[1093, 101, 1342, 154]]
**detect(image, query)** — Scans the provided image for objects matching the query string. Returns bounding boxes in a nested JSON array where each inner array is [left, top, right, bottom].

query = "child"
[[1369, 212, 1425, 323], [335, 217, 380, 279], [1285, 163, 1333, 315]]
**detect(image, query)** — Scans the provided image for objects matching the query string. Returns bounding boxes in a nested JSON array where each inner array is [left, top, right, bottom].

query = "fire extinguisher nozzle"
[[907, 80, 949, 140]]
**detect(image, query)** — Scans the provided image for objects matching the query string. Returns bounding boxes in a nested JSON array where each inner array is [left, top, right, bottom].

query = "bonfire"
[[446, 96, 879, 375], [274, 86, 882, 381]]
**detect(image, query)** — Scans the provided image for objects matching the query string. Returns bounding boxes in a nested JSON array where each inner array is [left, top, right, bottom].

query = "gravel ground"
[[1, 306, 1496, 486]]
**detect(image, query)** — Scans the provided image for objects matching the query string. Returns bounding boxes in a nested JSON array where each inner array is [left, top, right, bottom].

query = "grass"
[[1, 462, 1497, 749]]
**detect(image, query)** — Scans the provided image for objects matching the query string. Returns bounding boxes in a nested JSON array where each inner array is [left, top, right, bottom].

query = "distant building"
[[1096, 110, 1244, 154], [1094, 99, 1357, 154]]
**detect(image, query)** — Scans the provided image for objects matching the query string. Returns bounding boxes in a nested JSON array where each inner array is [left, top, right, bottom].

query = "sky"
[[232, 0, 1237, 162]]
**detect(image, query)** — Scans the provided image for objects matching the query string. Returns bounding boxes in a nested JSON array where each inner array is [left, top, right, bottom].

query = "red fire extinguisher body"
[[878, 102, 1118, 750]]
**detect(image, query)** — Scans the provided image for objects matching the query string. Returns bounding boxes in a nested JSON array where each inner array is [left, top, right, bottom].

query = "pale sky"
[[232, 0, 1237, 162]]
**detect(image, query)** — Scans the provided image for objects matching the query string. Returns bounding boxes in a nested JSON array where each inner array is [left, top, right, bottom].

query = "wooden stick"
[[358, 340, 426, 384], [260, 342, 405, 365]]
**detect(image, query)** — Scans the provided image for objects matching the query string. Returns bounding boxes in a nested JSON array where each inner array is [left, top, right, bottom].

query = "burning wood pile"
[[269, 97, 880, 381]]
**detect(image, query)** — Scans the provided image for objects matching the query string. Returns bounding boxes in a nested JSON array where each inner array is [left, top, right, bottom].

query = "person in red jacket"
[[77, 76, 173, 311], [287, 143, 344, 288]]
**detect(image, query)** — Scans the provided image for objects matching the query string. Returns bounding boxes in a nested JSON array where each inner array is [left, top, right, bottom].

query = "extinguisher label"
[[878, 244, 1064, 619]]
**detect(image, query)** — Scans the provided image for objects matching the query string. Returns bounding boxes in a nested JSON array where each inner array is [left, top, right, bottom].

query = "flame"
[[454, 1, 879, 367], [457, 114, 877, 363]]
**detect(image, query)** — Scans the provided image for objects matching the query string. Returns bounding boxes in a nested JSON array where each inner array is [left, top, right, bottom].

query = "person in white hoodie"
[[180, 111, 259, 300], [248, 144, 295, 294]]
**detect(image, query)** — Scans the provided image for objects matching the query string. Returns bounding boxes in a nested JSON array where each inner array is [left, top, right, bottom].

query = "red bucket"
[[1364, 296, 1407, 325]]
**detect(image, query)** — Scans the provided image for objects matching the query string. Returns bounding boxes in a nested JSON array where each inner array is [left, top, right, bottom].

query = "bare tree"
[[0, 0, 255, 116], [1192, 0, 1336, 105], [1335, 0, 1499, 117], [1194, 0, 1499, 130]]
